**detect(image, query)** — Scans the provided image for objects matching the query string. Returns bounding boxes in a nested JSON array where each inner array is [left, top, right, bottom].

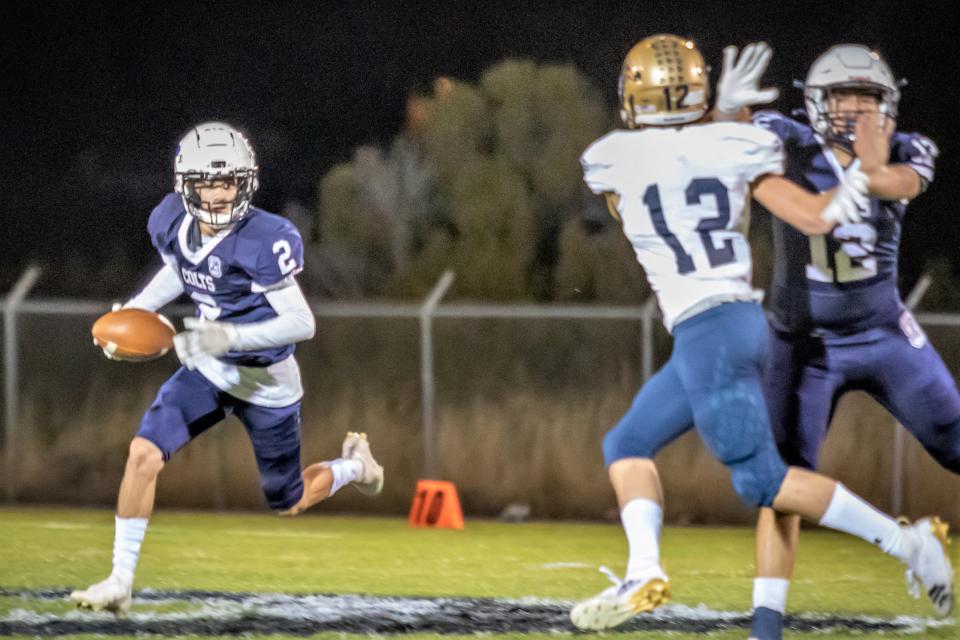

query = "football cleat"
[[69, 575, 132, 617], [570, 566, 671, 630], [344, 432, 384, 496], [901, 516, 954, 616]]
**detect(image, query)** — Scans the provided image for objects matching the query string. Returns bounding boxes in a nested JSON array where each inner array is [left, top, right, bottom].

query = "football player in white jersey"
[[69, 123, 385, 616], [569, 36, 953, 630]]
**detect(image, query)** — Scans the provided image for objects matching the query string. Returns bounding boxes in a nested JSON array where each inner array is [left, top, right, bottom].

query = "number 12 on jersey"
[[642, 178, 736, 274]]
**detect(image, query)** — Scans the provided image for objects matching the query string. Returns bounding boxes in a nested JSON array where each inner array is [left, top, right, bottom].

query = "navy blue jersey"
[[148, 193, 305, 367], [753, 110, 937, 338]]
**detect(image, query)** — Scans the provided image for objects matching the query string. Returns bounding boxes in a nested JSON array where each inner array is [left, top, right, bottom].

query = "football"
[[91, 308, 176, 361]]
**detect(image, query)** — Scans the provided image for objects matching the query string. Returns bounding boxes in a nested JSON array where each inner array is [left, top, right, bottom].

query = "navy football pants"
[[603, 302, 789, 507], [764, 318, 960, 474], [138, 367, 305, 510]]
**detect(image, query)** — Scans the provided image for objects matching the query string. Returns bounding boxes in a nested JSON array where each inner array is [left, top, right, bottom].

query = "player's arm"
[[751, 177, 835, 235], [123, 262, 185, 311], [854, 114, 926, 201], [752, 163, 869, 236], [173, 278, 315, 370], [603, 193, 622, 223], [233, 279, 316, 350]]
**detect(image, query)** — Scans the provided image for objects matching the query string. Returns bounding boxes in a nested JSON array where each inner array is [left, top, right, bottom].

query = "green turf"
[[0, 507, 956, 639]]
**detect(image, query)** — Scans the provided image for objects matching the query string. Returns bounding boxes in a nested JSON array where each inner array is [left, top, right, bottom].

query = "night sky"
[[4, 0, 958, 297]]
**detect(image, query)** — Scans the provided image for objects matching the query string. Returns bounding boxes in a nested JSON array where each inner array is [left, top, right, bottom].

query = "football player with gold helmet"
[[569, 36, 952, 631]]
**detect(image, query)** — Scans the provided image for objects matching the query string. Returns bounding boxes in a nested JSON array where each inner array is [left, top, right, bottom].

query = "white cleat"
[[344, 431, 384, 496], [570, 566, 671, 630], [69, 575, 132, 617], [902, 516, 954, 617]]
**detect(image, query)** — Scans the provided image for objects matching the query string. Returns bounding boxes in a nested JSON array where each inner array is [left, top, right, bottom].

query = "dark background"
[[4, 0, 958, 298]]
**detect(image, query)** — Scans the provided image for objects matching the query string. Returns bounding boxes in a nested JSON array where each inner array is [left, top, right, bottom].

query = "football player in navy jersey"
[[747, 46, 958, 639], [70, 122, 385, 616], [568, 38, 952, 632]]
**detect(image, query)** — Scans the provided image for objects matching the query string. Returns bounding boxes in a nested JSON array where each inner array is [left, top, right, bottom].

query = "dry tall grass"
[[3, 313, 958, 525]]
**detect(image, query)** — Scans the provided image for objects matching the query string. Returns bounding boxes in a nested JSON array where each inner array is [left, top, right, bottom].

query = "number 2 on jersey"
[[273, 240, 297, 275], [642, 178, 735, 274]]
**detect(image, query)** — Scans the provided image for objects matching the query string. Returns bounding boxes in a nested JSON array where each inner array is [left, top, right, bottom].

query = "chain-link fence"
[[2, 269, 958, 524]]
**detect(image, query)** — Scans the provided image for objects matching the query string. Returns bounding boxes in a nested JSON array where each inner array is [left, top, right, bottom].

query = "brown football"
[[91, 308, 175, 361]]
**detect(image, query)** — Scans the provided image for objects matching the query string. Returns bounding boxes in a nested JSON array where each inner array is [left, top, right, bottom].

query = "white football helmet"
[[174, 122, 259, 227], [803, 44, 900, 148]]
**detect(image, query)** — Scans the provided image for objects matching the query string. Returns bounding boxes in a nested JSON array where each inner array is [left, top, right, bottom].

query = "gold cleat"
[[630, 578, 671, 612], [929, 517, 951, 549], [570, 567, 671, 630]]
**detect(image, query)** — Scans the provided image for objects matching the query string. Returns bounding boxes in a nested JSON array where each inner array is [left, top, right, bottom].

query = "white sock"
[[621, 498, 663, 581], [753, 577, 789, 614], [325, 458, 362, 496], [111, 516, 148, 587], [818, 483, 907, 561]]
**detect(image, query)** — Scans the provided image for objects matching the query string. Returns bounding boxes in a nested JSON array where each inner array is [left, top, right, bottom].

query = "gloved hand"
[[715, 42, 780, 118], [821, 161, 870, 227], [173, 317, 239, 370]]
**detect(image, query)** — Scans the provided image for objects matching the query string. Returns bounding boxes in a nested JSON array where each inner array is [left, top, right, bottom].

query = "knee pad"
[[602, 423, 656, 467], [727, 444, 788, 507]]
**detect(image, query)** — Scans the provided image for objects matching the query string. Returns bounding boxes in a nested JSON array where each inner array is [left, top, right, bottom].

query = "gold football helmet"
[[619, 34, 709, 128]]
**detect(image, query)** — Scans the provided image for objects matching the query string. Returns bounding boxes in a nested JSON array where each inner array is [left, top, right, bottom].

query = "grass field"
[[0, 508, 956, 639]]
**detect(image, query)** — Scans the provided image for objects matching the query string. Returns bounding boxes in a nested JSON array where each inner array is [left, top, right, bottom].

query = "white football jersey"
[[581, 122, 784, 331]]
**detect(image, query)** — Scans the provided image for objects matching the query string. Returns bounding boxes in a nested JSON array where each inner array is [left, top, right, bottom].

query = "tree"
[[312, 60, 624, 301]]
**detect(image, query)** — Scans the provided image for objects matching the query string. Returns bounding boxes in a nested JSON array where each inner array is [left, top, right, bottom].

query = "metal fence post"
[[419, 270, 455, 479], [4, 265, 42, 504], [640, 296, 658, 383], [891, 273, 932, 515]]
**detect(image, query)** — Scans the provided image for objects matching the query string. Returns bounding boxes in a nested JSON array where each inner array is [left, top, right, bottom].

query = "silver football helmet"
[[174, 122, 259, 227], [803, 44, 900, 148]]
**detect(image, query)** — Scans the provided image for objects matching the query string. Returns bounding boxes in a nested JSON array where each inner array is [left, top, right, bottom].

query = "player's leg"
[[71, 367, 226, 615], [237, 402, 383, 517], [752, 330, 842, 640], [866, 325, 960, 474], [674, 304, 953, 617], [770, 466, 954, 615], [570, 359, 694, 629]]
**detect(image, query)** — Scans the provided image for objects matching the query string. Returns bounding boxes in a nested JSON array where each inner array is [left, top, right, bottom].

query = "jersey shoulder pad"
[[707, 122, 785, 182], [235, 209, 305, 289], [581, 130, 636, 194], [147, 193, 186, 256], [751, 109, 804, 144], [581, 130, 633, 167], [892, 131, 937, 184]]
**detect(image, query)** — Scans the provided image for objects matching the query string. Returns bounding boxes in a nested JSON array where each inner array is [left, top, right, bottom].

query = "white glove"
[[173, 317, 239, 370], [821, 161, 870, 226], [715, 42, 780, 117]]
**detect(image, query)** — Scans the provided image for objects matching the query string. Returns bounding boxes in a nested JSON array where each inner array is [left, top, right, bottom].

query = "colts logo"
[[207, 256, 223, 278]]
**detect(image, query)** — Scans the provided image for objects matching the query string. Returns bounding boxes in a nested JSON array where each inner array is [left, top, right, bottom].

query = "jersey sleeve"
[[580, 132, 623, 194], [146, 193, 183, 266], [751, 110, 796, 144], [892, 132, 937, 185], [253, 225, 305, 289], [724, 124, 785, 183]]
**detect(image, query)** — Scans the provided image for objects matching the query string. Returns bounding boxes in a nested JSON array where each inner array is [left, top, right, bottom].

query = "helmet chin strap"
[[187, 218, 203, 252]]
